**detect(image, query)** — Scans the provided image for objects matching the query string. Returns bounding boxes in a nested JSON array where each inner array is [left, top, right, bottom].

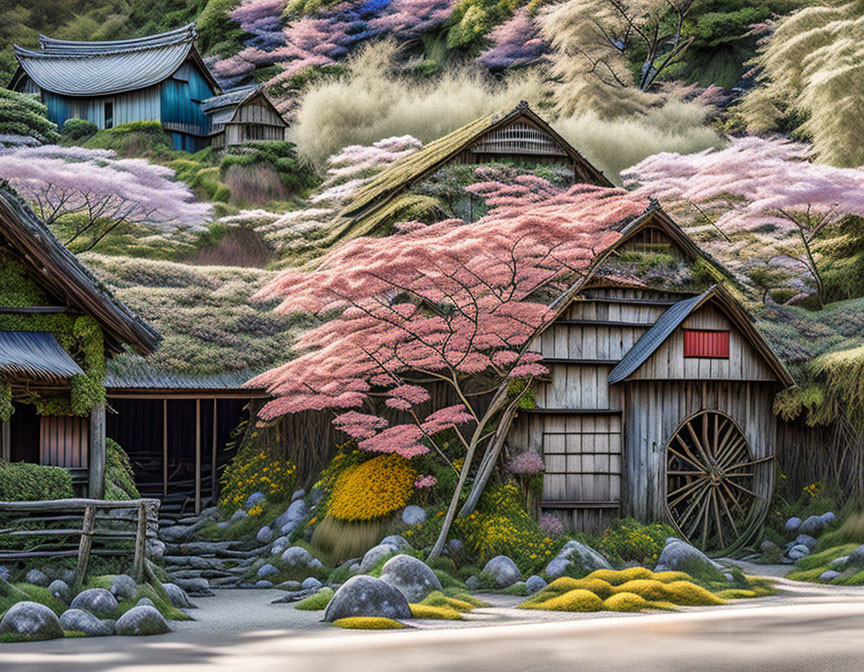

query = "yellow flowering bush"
[[219, 442, 297, 510], [803, 481, 822, 499], [597, 518, 675, 566], [327, 454, 418, 521]]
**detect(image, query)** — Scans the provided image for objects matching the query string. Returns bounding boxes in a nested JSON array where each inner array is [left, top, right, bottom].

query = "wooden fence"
[[0, 498, 160, 590]]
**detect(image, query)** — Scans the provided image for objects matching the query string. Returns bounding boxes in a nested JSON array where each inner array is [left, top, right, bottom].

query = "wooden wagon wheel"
[[665, 410, 771, 553]]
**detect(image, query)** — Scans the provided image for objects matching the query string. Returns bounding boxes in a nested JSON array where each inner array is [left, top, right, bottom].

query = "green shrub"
[[60, 118, 98, 142], [220, 142, 319, 196], [219, 432, 297, 511], [0, 461, 73, 501], [294, 588, 335, 611], [819, 510, 864, 549], [104, 439, 139, 500], [597, 518, 677, 566], [83, 121, 175, 159], [0, 90, 59, 144]]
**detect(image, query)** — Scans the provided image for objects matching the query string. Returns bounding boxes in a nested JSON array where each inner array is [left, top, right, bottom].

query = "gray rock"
[[465, 576, 482, 591], [785, 517, 802, 534], [323, 575, 411, 622], [228, 510, 249, 526], [301, 577, 323, 592], [0, 602, 63, 640], [216, 522, 230, 531], [558, 541, 612, 571], [111, 574, 138, 601], [799, 515, 825, 537], [114, 606, 171, 636], [819, 570, 841, 582], [831, 556, 850, 569], [654, 538, 724, 579], [309, 558, 323, 569], [359, 544, 397, 573], [544, 558, 571, 579], [788, 544, 811, 560], [380, 554, 442, 602], [760, 540, 780, 553], [25, 569, 50, 587], [276, 580, 302, 591], [70, 588, 118, 617], [722, 572, 735, 583], [0, 565, 10, 581], [291, 488, 306, 502], [448, 539, 464, 554], [49, 579, 71, 602], [257, 563, 280, 578], [275, 500, 307, 535], [281, 546, 316, 568], [244, 491, 267, 510], [483, 555, 521, 588], [136, 598, 155, 607], [146, 539, 166, 561], [349, 564, 362, 575], [256, 526, 273, 544], [820, 511, 836, 526], [380, 535, 412, 551], [161, 583, 194, 609], [61, 569, 76, 585], [59, 609, 114, 637], [401, 505, 427, 526], [255, 580, 274, 588], [525, 575, 547, 595], [173, 577, 214, 597], [160, 522, 205, 544], [848, 545, 864, 566], [271, 536, 291, 556], [795, 534, 818, 551]]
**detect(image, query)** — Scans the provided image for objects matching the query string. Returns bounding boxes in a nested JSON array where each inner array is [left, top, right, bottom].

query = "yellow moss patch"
[[529, 589, 604, 612], [332, 617, 408, 630], [664, 581, 725, 606], [716, 589, 757, 599], [421, 591, 478, 612], [409, 604, 464, 620], [613, 579, 671, 602], [586, 567, 654, 585], [543, 577, 585, 593], [651, 571, 692, 583], [602, 592, 651, 612]]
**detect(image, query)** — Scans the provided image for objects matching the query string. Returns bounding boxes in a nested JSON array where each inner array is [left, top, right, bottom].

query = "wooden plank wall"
[[39, 415, 89, 469]]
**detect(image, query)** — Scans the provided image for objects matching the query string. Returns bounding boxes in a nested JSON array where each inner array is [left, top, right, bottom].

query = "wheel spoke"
[[668, 446, 706, 472], [711, 489, 725, 549], [668, 477, 709, 506], [717, 486, 739, 533], [725, 478, 758, 499]]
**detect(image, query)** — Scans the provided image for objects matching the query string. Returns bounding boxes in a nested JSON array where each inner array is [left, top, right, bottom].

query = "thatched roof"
[[325, 102, 613, 245], [0, 185, 159, 356]]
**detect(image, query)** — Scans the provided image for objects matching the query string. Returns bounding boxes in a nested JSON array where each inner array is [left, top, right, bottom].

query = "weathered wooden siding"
[[620, 380, 777, 522], [43, 86, 161, 129], [224, 123, 285, 145], [161, 62, 216, 152]]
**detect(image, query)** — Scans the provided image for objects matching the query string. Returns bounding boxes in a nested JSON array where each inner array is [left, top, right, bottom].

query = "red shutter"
[[683, 330, 729, 359]]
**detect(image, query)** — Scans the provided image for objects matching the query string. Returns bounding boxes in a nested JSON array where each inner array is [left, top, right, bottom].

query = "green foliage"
[[597, 518, 677, 566], [0, 89, 59, 144], [219, 432, 298, 510], [104, 438, 140, 500], [0, 385, 11, 423], [0, 461, 74, 501], [294, 587, 335, 610], [332, 616, 408, 629], [221, 143, 320, 196], [196, 0, 246, 56], [83, 121, 176, 159], [819, 510, 864, 549], [60, 118, 98, 143]]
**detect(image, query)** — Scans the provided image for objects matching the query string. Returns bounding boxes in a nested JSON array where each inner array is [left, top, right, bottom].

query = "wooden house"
[[506, 207, 793, 552], [10, 24, 220, 153], [326, 101, 612, 245], [0, 185, 159, 498], [202, 86, 288, 149]]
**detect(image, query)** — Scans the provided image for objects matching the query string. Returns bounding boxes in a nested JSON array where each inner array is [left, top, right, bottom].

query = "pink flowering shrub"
[[507, 451, 545, 475], [539, 513, 565, 536], [414, 474, 437, 488]]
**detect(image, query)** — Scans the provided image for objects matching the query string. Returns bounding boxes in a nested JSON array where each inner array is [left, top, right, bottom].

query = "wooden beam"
[[88, 403, 106, 499], [107, 391, 269, 400], [211, 398, 217, 503], [162, 399, 168, 499], [521, 408, 623, 415], [554, 319, 653, 328], [0, 420, 9, 462], [195, 398, 201, 515], [0, 306, 68, 314], [540, 501, 621, 509]]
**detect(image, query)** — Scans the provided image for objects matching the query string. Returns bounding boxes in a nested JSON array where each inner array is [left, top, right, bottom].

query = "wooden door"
[[40, 415, 89, 469]]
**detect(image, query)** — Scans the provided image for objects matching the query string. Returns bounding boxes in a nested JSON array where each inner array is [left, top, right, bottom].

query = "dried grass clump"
[[291, 41, 546, 169], [332, 617, 408, 629]]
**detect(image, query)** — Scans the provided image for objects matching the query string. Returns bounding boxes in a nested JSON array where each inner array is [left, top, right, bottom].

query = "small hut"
[[0, 185, 158, 497], [202, 86, 288, 149], [506, 208, 793, 552]]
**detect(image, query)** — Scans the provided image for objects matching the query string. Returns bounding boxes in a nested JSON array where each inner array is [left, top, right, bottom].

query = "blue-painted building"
[[9, 24, 223, 153]]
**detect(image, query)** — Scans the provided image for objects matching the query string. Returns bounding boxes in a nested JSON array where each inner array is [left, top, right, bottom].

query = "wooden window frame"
[[683, 329, 730, 359]]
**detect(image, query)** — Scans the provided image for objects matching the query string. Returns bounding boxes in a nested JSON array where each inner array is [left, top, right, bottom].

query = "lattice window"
[[471, 122, 567, 157]]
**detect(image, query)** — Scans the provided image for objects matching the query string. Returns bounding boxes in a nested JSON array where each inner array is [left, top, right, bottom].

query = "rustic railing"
[[0, 498, 160, 590]]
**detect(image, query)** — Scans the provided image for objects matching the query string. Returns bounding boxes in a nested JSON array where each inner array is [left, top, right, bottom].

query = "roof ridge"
[[36, 23, 196, 51]]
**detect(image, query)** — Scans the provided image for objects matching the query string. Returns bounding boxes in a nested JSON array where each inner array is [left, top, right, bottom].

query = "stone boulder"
[[847, 545, 864, 566], [49, 579, 71, 602], [380, 554, 442, 602], [162, 582, 194, 609], [257, 526, 274, 544], [281, 546, 317, 568], [160, 520, 206, 544], [794, 534, 818, 552], [111, 574, 138, 601], [544, 541, 611, 579], [291, 488, 306, 502], [465, 576, 482, 591], [59, 609, 114, 637], [483, 556, 521, 588], [0, 565, 10, 581], [525, 575, 547, 595], [799, 515, 826, 537], [654, 538, 724, 580], [228, 510, 249, 526], [380, 535, 412, 551], [359, 544, 397, 573], [820, 511, 836, 526], [244, 491, 267, 510], [301, 577, 323, 592], [255, 580, 274, 588], [448, 539, 464, 555], [787, 544, 810, 560], [71, 588, 119, 617], [785, 517, 802, 534], [819, 570, 841, 582], [401, 505, 427, 526], [25, 569, 49, 587], [257, 563, 280, 578], [275, 500, 307, 536], [322, 575, 411, 622], [0, 601, 63, 640], [114, 606, 171, 636], [137, 598, 155, 607], [173, 577, 214, 597]]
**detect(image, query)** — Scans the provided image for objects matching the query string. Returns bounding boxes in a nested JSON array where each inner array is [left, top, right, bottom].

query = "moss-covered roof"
[[325, 102, 612, 246]]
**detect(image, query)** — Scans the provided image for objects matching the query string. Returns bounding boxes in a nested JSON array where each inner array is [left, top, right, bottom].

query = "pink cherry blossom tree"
[[476, 10, 547, 71], [623, 136, 864, 308], [249, 177, 649, 556], [0, 145, 211, 251]]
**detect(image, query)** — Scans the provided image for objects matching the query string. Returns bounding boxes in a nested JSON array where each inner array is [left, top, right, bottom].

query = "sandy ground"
[[3, 567, 864, 672]]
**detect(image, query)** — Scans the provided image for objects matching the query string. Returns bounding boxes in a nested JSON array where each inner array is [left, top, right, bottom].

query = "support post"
[[195, 399, 201, 515], [162, 399, 168, 498], [0, 420, 9, 461], [211, 398, 217, 502], [73, 505, 95, 592], [88, 403, 106, 499], [133, 501, 147, 582]]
